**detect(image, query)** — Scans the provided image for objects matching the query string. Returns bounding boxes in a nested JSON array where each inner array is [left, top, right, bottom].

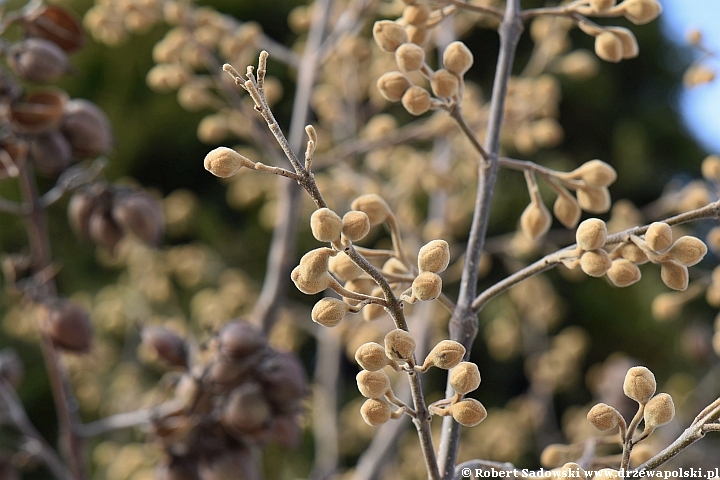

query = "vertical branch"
[[437, 1, 523, 478]]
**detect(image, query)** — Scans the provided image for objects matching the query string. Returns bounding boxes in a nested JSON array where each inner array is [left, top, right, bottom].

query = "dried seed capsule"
[[595, 31, 623, 63], [112, 190, 164, 246], [418, 240, 450, 273], [520, 200, 552, 241], [222, 383, 272, 435], [443, 41, 473, 76], [401, 86, 431, 116], [8, 38, 69, 83], [611, 27, 639, 59], [587, 403, 621, 431], [88, 210, 123, 251], [395, 42, 425, 72], [667, 236, 707, 267], [660, 260, 689, 291], [141, 326, 187, 368], [418, 340, 465, 372], [384, 329, 416, 363], [623, 366, 656, 404], [590, 0, 616, 12], [576, 218, 607, 251], [372, 20, 407, 53], [355, 342, 395, 371], [449, 398, 487, 427], [449, 361, 481, 395], [622, 0, 662, 25], [412, 271, 442, 301], [431, 69, 460, 98], [580, 249, 612, 277], [204, 146, 254, 178], [402, 4, 430, 26], [310, 208, 343, 242], [360, 397, 392, 426], [701, 155, 720, 182], [311, 298, 349, 327], [644, 392, 675, 428], [328, 252, 363, 282], [567, 160, 617, 187], [553, 194, 581, 229], [356, 370, 391, 398], [0, 348, 24, 388], [576, 185, 611, 213], [606, 259, 641, 287], [218, 320, 266, 359], [377, 72, 412, 102], [61, 99, 113, 158], [44, 299, 93, 353], [10, 90, 66, 134], [28, 131, 72, 177], [351, 194, 391, 226], [256, 351, 308, 412], [342, 211, 371, 242], [24, 5, 85, 52]]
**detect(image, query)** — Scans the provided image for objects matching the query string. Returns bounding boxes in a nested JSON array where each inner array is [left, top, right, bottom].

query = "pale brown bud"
[[356, 370, 391, 398], [668, 236, 707, 267], [645, 223, 673, 252], [622, 0, 662, 25], [218, 320, 266, 359], [8, 38, 69, 83], [402, 4, 430, 26], [418, 239, 450, 273], [623, 366, 656, 404], [384, 329, 416, 363], [619, 242, 649, 264], [576, 185, 611, 213], [44, 299, 92, 353], [377, 71, 412, 102], [411, 271, 442, 301], [660, 260, 689, 291], [204, 146, 254, 178], [606, 259, 641, 287], [382, 257, 409, 274], [61, 99, 113, 158], [310, 208, 343, 242], [141, 326, 187, 368], [595, 31, 623, 63], [298, 247, 335, 280], [362, 300, 386, 322], [342, 211, 371, 242], [644, 393, 675, 428], [567, 160, 616, 186], [553, 194, 581, 229], [651, 292, 684, 321], [395, 42, 425, 72], [443, 41, 473, 76], [576, 218, 607, 251], [580, 250, 612, 277], [610, 27, 639, 59], [419, 340, 465, 371], [540, 444, 566, 468], [561, 464, 587, 480], [701, 155, 720, 182], [590, 0, 616, 12], [328, 252, 363, 282], [351, 194, 391, 226], [406, 24, 428, 46], [360, 398, 392, 425], [448, 398, 487, 427], [520, 200, 552, 240], [311, 298, 349, 327], [449, 361, 481, 395], [401, 86, 431, 116], [431, 69, 460, 98], [355, 342, 395, 371], [372, 20, 407, 53], [587, 403, 621, 431]]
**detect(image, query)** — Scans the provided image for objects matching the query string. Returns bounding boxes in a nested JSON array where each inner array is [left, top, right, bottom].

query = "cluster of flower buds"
[[41, 298, 93, 353], [68, 184, 164, 251], [147, 319, 307, 477]]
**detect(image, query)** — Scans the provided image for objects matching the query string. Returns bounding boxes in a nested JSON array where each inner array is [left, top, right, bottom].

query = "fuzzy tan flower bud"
[[342, 211, 371, 242], [449, 361, 481, 395], [620, 242, 649, 264], [701, 155, 720, 182], [621, 0, 662, 25], [606, 259, 642, 287], [377, 72, 412, 102], [362, 301, 386, 321], [623, 366, 656, 404], [553, 194, 581, 229], [311, 298, 349, 327], [595, 31, 623, 63], [351, 194, 391, 226], [660, 260, 689, 291], [443, 41, 473, 76], [667, 236, 707, 267], [651, 292, 684, 321], [411, 271, 442, 301], [418, 240, 450, 273], [576, 218, 607, 251], [520, 200, 552, 240], [356, 342, 395, 371], [360, 398, 392, 425], [385, 329, 416, 363], [610, 27, 639, 59], [580, 249, 612, 277], [356, 370, 391, 398], [431, 69, 460, 98], [401, 86, 431, 116], [644, 392, 675, 428], [402, 4, 430, 26], [395, 42, 425, 72], [449, 398, 487, 427], [298, 247, 335, 280], [406, 25, 428, 46], [419, 340, 465, 371], [372, 20, 408, 53], [576, 185, 611, 213], [645, 222, 673, 252], [587, 403, 621, 431], [204, 146, 254, 178], [310, 208, 343, 242], [328, 252, 363, 282], [590, 0, 616, 12], [683, 64, 715, 88]]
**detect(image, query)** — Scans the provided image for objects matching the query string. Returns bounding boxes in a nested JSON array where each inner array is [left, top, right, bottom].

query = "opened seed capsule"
[[418, 239, 450, 273], [384, 329, 416, 363], [576, 218, 607, 251], [623, 366, 656, 404], [644, 392, 675, 428], [586, 403, 621, 431], [356, 370, 391, 398], [449, 361, 481, 395]]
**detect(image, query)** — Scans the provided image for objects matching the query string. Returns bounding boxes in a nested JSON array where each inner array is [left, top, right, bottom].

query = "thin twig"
[[76, 409, 152, 437]]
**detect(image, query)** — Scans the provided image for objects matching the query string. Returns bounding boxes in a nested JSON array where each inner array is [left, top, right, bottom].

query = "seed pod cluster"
[[68, 184, 164, 251]]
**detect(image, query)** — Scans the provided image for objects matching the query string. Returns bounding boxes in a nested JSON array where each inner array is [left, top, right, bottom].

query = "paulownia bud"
[[355, 342, 397, 371], [520, 200, 552, 240], [620, 242, 649, 264], [418, 240, 450, 273], [44, 299, 93, 353], [401, 86, 431, 116], [8, 38, 69, 83], [385, 329, 416, 363], [218, 320, 266, 359], [606, 259, 641, 287], [553, 193, 581, 229], [701, 155, 720, 182], [651, 292, 684, 321], [621, 0, 662, 25], [561, 463, 587, 480], [610, 27, 639, 59], [431, 69, 460, 98], [580, 249, 612, 277], [402, 4, 430, 26], [222, 383, 272, 435], [660, 260, 689, 291], [576, 218, 607, 251], [448, 398, 487, 427], [443, 41, 473, 76], [449, 361, 481, 395], [590, 0, 616, 12], [204, 146, 254, 178], [645, 222, 673, 252], [539, 444, 566, 468], [587, 403, 621, 431], [644, 392, 675, 428], [310, 208, 343, 242], [623, 366, 656, 404], [667, 236, 707, 267], [356, 370, 391, 398], [567, 161, 617, 187], [342, 211, 371, 242], [377, 72, 412, 102], [372, 20, 407, 52], [363, 288, 386, 321], [311, 298, 349, 327], [406, 24, 428, 46], [418, 340, 465, 372], [595, 31, 623, 63], [328, 252, 363, 282], [351, 194, 391, 226], [395, 42, 425, 72], [61, 99, 113, 158], [411, 271, 442, 301], [360, 397, 392, 426], [576, 185, 611, 213], [141, 326, 187, 368], [298, 247, 335, 281], [112, 190, 164, 246]]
